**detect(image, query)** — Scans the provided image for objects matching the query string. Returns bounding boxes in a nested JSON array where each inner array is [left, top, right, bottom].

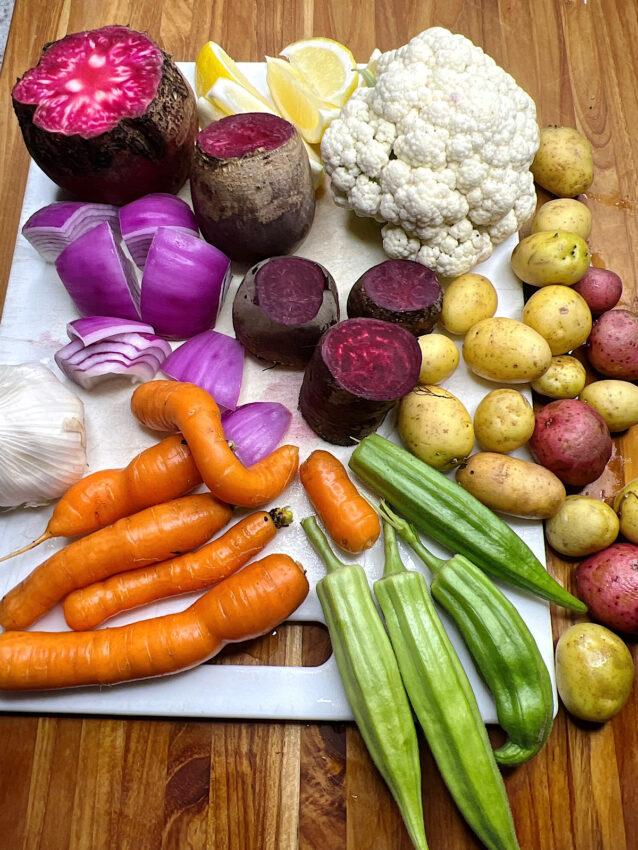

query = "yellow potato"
[[462, 317, 553, 384], [455, 452, 566, 519], [440, 273, 498, 335], [531, 198, 592, 240], [522, 285, 592, 355], [579, 379, 638, 432], [473, 388, 535, 453], [531, 126, 594, 198], [397, 385, 474, 471], [613, 478, 638, 544], [530, 355, 587, 398], [545, 495, 619, 557], [416, 333, 459, 384], [510, 230, 591, 287], [555, 623, 634, 723]]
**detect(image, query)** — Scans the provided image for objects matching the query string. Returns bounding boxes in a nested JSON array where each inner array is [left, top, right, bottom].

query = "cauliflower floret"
[[321, 26, 539, 277]]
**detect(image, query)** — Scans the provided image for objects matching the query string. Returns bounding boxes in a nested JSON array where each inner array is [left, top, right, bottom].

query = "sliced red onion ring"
[[161, 330, 244, 411], [140, 227, 232, 340], [55, 332, 172, 390], [67, 316, 156, 346], [55, 222, 141, 320], [221, 402, 293, 466], [22, 201, 120, 263], [119, 193, 199, 269]]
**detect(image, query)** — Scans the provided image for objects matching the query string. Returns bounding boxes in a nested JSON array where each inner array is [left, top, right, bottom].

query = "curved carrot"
[[0, 435, 203, 563], [130, 381, 299, 508], [299, 449, 380, 553], [0, 553, 309, 690], [0, 493, 232, 631], [64, 506, 293, 630]]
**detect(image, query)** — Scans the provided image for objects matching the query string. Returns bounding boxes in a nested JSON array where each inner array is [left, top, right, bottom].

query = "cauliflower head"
[[321, 27, 539, 278]]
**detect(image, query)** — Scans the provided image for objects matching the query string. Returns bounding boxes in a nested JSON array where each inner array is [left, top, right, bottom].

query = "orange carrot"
[[299, 449, 380, 553], [130, 381, 299, 508], [0, 553, 309, 690], [64, 507, 293, 630], [0, 493, 232, 631], [0, 435, 203, 563]]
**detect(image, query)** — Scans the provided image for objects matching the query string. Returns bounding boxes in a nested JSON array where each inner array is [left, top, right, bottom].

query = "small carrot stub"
[[64, 507, 294, 630], [0, 493, 232, 631], [299, 450, 380, 553], [0, 553, 309, 691], [130, 381, 299, 508]]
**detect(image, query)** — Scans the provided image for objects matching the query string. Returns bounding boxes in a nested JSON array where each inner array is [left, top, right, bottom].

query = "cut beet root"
[[12, 26, 197, 204], [299, 317, 422, 445], [190, 112, 315, 264], [232, 256, 339, 367], [347, 259, 443, 336]]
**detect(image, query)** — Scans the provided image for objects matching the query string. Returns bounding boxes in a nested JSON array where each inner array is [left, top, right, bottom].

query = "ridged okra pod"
[[379, 501, 554, 766], [349, 433, 585, 612], [374, 521, 520, 850], [301, 516, 429, 850]]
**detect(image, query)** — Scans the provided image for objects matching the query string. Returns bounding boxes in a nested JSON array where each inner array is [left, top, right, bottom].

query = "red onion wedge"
[[161, 330, 244, 411], [119, 193, 199, 269], [22, 201, 119, 262], [140, 227, 232, 340], [66, 316, 156, 346], [55, 332, 171, 390], [55, 222, 140, 320], [221, 402, 293, 466]]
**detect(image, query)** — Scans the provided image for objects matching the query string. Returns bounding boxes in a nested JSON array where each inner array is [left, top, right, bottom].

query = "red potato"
[[576, 543, 638, 634], [529, 399, 612, 487], [572, 267, 623, 315], [587, 309, 638, 380]]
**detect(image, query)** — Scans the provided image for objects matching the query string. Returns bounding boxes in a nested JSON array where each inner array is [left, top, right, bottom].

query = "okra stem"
[[382, 520, 408, 577], [301, 516, 348, 574], [378, 500, 445, 576]]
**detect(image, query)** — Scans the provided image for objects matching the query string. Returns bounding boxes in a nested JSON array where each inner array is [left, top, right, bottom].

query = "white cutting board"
[[0, 64, 556, 721]]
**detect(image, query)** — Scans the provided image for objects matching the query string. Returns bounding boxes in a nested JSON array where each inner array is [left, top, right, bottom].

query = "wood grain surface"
[[1, 1, 637, 848]]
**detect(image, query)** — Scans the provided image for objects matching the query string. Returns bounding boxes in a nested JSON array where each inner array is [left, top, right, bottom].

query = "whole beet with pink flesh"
[[12, 26, 197, 205], [587, 308, 638, 381], [572, 266, 622, 315], [576, 543, 638, 634], [529, 399, 612, 487]]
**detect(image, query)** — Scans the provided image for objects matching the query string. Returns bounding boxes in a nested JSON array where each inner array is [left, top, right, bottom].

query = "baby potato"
[[416, 333, 459, 384], [545, 495, 619, 557], [531, 198, 592, 240], [441, 273, 498, 335], [531, 355, 587, 398], [455, 452, 566, 519], [613, 478, 638, 544], [462, 317, 553, 384], [511, 230, 591, 287], [397, 385, 474, 471], [579, 379, 638, 432], [555, 623, 634, 723], [473, 388, 535, 452], [531, 126, 594, 198], [522, 285, 592, 355]]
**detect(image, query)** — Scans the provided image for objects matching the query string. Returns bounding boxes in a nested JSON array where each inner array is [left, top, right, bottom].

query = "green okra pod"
[[374, 520, 520, 850], [301, 515, 429, 850], [379, 500, 554, 766], [349, 433, 586, 612]]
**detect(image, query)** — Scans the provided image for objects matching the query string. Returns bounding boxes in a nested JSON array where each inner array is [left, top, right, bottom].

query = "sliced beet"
[[347, 259, 443, 336], [190, 112, 315, 264], [12, 26, 197, 204], [232, 256, 339, 367], [299, 317, 422, 445]]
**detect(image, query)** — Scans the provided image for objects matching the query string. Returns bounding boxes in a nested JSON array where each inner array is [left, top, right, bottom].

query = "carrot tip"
[[0, 531, 52, 563]]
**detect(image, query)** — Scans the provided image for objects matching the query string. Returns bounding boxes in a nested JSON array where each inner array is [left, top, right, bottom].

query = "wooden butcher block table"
[[0, 1, 636, 848]]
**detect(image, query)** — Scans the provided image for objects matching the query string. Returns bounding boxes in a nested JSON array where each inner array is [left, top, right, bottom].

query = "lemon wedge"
[[266, 56, 340, 145], [279, 36, 359, 107], [195, 41, 266, 102]]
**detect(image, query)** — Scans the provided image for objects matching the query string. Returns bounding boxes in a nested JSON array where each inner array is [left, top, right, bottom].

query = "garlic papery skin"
[[0, 362, 87, 509]]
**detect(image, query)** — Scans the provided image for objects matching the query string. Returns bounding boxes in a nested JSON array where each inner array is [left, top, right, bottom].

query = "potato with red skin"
[[572, 267, 622, 315], [576, 543, 638, 634], [587, 309, 638, 380], [529, 399, 612, 487]]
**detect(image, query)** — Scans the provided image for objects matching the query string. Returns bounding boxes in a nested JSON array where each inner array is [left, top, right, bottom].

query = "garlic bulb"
[[0, 362, 87, 509]]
